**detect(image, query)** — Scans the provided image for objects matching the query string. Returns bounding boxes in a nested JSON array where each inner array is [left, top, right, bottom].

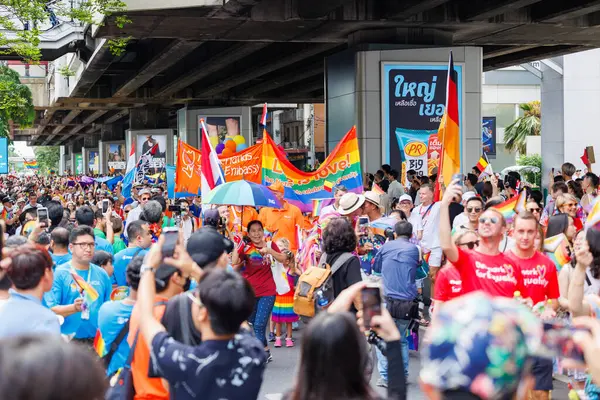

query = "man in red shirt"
[[440, 179, 524, 298], [505, 212, 559, 400]]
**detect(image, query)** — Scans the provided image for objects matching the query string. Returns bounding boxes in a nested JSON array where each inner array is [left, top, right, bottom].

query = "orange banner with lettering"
[[175, 140, 262, 195]]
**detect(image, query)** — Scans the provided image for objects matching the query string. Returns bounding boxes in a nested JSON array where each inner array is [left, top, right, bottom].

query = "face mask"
[[183, 278, 192, 292]]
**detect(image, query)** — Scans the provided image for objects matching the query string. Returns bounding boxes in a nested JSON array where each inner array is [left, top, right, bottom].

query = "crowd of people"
[[3, 160, 600, 400]]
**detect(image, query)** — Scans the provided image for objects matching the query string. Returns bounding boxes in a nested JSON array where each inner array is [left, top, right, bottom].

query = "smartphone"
[[37, 207, 49, 227], [361, 286, 382, 329], [168, 205, 181, 213], [451, 173, 464, 185], [161, 227, 179, 258], [541, 321, 587, 362], [358, 216, 370, 235], [102, 199, 109, 214]]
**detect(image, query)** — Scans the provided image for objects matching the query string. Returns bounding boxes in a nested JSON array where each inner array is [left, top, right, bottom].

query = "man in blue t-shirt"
[[75, 206, 114, 255], [112, 220, 152, 287], [45, 226, 112, 343], [97, 254, 144, 376], [49, 227, 72, 270]]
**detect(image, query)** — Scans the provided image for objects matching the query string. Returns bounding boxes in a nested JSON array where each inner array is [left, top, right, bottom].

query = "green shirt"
[[94, 228, 106, 239], [112, 237, 127, 254], [162, 216, 175, 228]]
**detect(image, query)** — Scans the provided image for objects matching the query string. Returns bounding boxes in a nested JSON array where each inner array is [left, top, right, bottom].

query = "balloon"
[[224, 137, 234, 143], [215, 143, 225, 154], [221, 148, 234, 157], [225, 140, 237, 151], [209, 136, 220, 147], [233, 135, 246, 145], [236, 143, 248, 152]]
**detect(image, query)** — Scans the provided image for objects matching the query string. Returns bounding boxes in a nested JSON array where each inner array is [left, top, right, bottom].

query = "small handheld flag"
[[515, 188, 528, 214], [544, 233, 572, 271], [475, 155, 488, 173], [491, 195, 518, 223], [372, 183, 385, 195], [260, 103, 268, 126], [71, 271, 99, 304], [93, 330, 106, 357], [586, 196, 600, 231], [323, 180, 334, 192]]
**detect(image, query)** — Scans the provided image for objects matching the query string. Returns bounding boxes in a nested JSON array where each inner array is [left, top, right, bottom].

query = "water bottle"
[[315, 289, 329, 310]]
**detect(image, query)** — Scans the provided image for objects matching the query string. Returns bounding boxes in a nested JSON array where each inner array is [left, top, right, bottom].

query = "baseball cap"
[[268, 181, 285, 194], [398, 194, 413, 203], [186, 228, 233, 267], [461, 191, 477, 202], [334, 185, 348, 193], [202, 209, 220, 226], [138, 189, 150, 196], [420, 292, 542, 400]]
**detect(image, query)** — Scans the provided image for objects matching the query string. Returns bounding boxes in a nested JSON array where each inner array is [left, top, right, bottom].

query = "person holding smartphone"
[[372, 220, 420, 386]]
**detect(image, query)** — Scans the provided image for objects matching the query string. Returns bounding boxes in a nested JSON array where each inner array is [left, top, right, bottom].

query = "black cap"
[[202, 209, 221, 227], [2, 196, 13, 204], [154, 265, 180, 291], [186, 227, 233, 267]]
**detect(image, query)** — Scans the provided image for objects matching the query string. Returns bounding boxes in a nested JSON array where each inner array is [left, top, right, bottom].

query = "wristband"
[[140, 264, 155, 275]]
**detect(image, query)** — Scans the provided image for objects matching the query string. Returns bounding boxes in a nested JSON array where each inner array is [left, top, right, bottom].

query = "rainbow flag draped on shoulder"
[[261, 127, 363, 212]]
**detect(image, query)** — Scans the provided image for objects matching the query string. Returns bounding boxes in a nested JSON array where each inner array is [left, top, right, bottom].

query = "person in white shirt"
[[320, 185, 348, 215], [452, 192, 477, 232], [396, 194, 423, 241], [125, 189, 151, 237], [453, 196, 483, 234], [412, 184, 442, 279]]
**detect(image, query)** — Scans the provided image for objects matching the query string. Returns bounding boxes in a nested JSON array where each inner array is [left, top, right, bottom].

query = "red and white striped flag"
[[260, 103, 268, 126]]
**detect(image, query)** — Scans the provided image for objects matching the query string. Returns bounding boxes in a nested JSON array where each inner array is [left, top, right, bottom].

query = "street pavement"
[[257, 329, 570, 400]]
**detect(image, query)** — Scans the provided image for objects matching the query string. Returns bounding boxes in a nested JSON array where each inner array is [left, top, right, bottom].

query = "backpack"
[[293, 252, 354, 317]]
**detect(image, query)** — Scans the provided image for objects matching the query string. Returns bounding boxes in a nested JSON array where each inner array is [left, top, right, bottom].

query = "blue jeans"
[[376, 318, 410, 382], [248, 296, 276, 347]]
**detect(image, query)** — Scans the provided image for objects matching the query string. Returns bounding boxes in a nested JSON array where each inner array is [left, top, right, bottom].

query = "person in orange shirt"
[[128, 264, 195, 400], [227, 205, 258, 234], [258, 182, 307, 252]]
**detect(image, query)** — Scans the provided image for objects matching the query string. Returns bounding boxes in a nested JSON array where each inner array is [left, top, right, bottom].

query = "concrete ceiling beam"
[[154, 42, 270, 98], [197, 43, 337, 97], [112, 40, 204, 98], [384, 0, 451, 20], [531, 0, 600, 22], [461, 0, 541, 21], [240, 63, 323, 97]]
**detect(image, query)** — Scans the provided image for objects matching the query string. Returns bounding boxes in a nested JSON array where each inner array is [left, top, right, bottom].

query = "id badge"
[[81, 299, 90, 320]]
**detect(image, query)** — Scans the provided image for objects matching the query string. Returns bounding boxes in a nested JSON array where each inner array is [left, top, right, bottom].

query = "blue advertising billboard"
[[0, 137, 8, 174], [382, 63, 463, 178], [482, 116, 496, 156]]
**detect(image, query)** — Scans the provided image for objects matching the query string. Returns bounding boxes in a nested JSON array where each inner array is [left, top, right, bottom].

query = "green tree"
[[517, 153, 542, 188], [0, 66, 34, 137], [0, 0, 130, 62], [503, 101, 541, 154], [33, 146, 59, 174]]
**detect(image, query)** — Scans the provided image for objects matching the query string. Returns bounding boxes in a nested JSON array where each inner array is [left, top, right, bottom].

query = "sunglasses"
[[528, 207, 541, 213], [458, 240, 479, 250], [141, 197, 150, 201], [466, 207, 482, 213], [565, 203, 578, 208], [479, 216, 499, 225]]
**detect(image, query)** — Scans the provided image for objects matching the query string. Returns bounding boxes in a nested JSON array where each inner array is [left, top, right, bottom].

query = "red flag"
[[149, 143, 159, 156], [581, 148, 590, 166], [434, 52, 460, 202]]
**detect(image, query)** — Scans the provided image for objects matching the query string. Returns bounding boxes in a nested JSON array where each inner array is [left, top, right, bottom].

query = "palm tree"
[[503, 101, 541, 154]]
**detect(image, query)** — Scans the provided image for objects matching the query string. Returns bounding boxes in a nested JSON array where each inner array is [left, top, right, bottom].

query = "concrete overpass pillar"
[[59, 146, 66, 175], [325, 46, 482, 177], [540, 59, 564, 189]]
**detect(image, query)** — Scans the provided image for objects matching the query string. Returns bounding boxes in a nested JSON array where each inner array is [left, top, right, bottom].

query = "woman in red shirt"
[[231, 220, 288, 362], [434, 230, 479, 307]]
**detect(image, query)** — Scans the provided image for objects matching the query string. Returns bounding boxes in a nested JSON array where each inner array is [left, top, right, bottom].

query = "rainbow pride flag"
[[262, 127, 363, 213], [492, 195, 519, 223], [24, 160, 38, 169], [312, 198, 333, 218], [372, 183, 385, 195], [93, 330, 106, 357], [586, 197, 600, 230], [71, 271, 99, 304], [515, 188, 528, 214], [544, 233, 572, 271]]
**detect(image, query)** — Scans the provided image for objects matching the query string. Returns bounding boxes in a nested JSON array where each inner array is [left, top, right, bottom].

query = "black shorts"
[[531, 357, 553, 391]]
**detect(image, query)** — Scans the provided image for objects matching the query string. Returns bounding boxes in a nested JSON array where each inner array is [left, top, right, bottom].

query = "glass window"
[[482, 104, 517, 129]]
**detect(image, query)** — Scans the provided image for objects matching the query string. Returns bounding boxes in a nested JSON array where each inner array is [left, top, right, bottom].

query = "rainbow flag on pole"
[[492, 195, 519, 223], [372, 183, 385, 195], [586, 196, 600, 231], [71, 271, 99, 304], [24, 160, 38, 169], [93, 330, 106, 357]]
